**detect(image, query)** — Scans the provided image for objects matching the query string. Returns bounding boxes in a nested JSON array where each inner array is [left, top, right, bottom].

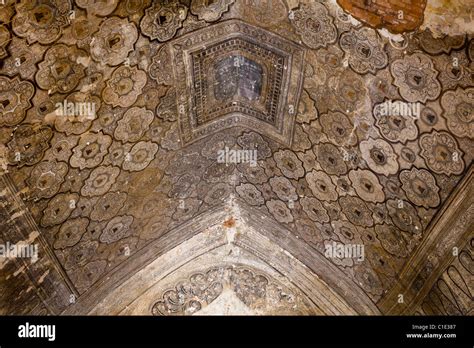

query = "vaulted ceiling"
[[0, 0, 472, 315]]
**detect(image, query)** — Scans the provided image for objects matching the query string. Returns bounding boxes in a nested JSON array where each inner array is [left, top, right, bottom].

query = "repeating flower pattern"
[[290, 2, 337, 49], [102, 66, 147, 107], [441, 88, 473, 138], [90, 17, 138, 66], [391, 53, 442, 103], [36, 44, 88, 94], [0, 76, 35, 127], [140, 0, 188, 41], [419, 131, 465, 175], [1, 0, 473, 302], [400, 168, 440, 208], [339, 27, 388, 74], [12, 0, 71, 44]]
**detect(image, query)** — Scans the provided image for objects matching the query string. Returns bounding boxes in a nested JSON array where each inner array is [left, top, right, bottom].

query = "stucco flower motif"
[[359, 138, 399, 176], [41, 193, 79, 227], [54, 217, 89, 250], [191, 0, 234, 22], [274, 150, 305, 179], [36, 44, 88, 94], [237, 132, 272, 160], [419, 131, 465, 175], [400, 168, 440, 208], [266, 200, 293, 224], [76, 0, 119, 16], [81, 166, 120, 197], [100, 215, 134, 244], [319, 111, 357, 146], [314, 143, 348, 176], [386, 199, 422, 235], [339, 27, 388, 74], [1, 38, 44, 80], [70, 132, 112, 169], [236, 183, 264, 206], [27, 161, 68, 199], [290, 2, 337, 49], [306, 170, 338, 202], [12, 0, 72, 44], [91, 17, 138, 66], [90, 191, 127, 222], [373, 101, 419, 143], [390, 53, 441, 103], [122, 141, 159, 172], [348, 169, 385, 203], [54, 92, 100, 135], [300, 197, 329, 223], [102, 66, 147, 107], [7, 124, 53, 167], [140, 0, 188, 41], [441, 88, 473, 139], [269, 177, 298, 202], [114, 107, 154, 143], [0, 76, 35, 126], [339, 196, 374, 227], [375, 224, 408, 258]]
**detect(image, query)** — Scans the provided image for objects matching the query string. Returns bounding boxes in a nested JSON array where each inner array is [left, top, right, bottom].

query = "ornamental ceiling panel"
[[0, 0, 473, 316], [170, 19, 304, 146]]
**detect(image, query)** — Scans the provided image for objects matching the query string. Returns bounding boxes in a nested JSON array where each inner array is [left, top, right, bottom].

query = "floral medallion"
[[81, 166, 120, 197], [76, 0, 119, 16], [100, 215, 134, 244], [27, 161, 68, 199], [54, 217, 89, 250], [266, 200, 293, 224], [300, 197, 329, 223], [269, 177, 298, 202], [359, 138, 399, 176], [36, 44, 88, 94], [306, 170, 338, 201], [400, 168, 440, 208], [122, 141, 158, 172], [114, 107, 154, 143], [339, 27, 388, 74], [419, 131, 465, 175], [90, 17, 138, 66], [7, 124, 53, 167], [373, 101, 419, 143], [348, 169, 385, 203], [12, 0, 71, 44], [236, 183, 264, 206], [102, 66, 147, 107], [339, 196, 374, 227], [274, 150, 305, 179], [390, 53, 441, 103], [0, 76, 35, 127], [386, 199, 422, 235], [190, 0, 234, 22], [319, 111, 356, 146], [41, 193, 79, 227], [440, 88, 473, 138], [70, 132, 112, 169], [290, 2, 337, 49], [140, 0, 188, 41]]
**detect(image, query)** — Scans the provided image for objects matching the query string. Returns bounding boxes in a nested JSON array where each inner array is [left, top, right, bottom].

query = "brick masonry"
[[337, 0, 428, 33]]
